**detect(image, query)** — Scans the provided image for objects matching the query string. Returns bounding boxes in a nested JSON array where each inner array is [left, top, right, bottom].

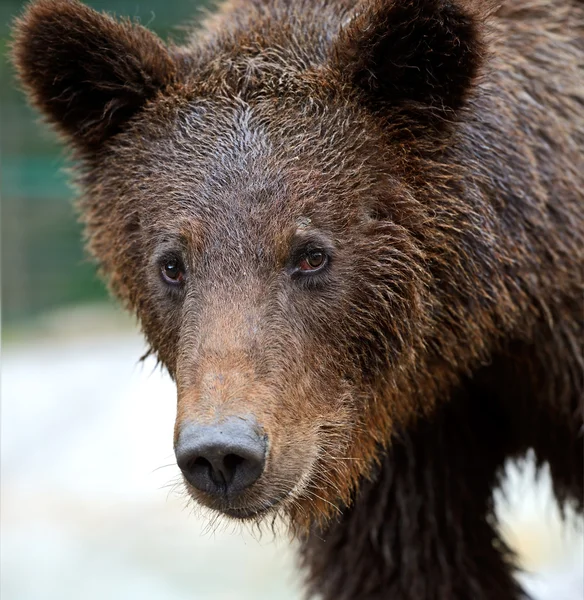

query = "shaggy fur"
[[11, 0, 583, 598]]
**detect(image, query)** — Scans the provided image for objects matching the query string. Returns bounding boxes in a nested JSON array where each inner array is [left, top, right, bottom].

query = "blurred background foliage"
[[1, 0, 207, 327]]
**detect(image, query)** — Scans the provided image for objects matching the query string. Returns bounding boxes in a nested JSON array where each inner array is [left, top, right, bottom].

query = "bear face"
[[81, 94, 435, 525], [12, 0, 494, 529]]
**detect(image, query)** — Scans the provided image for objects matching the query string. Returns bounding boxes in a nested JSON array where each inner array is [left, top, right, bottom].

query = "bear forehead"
[[104, 94, 390, 220]]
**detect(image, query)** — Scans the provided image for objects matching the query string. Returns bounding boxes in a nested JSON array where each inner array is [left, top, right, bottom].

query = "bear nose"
[[175, 417, 266, 495]]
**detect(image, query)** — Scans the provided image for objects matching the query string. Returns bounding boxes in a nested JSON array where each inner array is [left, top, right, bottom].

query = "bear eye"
[[161, 257, 185, 284], [298, 250, 327, 272]]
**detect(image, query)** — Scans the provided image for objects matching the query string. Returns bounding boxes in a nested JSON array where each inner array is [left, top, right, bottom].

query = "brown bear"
[[11, 0, 583, 598]]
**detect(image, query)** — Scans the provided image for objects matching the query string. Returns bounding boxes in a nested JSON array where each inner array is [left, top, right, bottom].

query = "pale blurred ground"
[[1, 306, 583, 600]]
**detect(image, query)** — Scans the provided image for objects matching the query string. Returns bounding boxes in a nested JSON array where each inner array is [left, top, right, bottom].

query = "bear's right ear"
[[11, 0, 176, 154], [331, 0, 492, 129]]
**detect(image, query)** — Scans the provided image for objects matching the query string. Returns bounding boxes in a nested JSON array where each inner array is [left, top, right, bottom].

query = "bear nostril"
[[224, 453, 245, 474], [194, 457, 210, 468], [192, 456, 211, 476], [189, 456, 221, 485]]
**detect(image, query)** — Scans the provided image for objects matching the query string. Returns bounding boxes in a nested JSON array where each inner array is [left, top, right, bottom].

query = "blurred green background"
[[0, 0, 206, 328]]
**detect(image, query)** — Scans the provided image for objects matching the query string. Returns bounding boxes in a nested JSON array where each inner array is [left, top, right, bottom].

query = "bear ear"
[[11, 0, 176, 154], [332, 0, 491, 126]]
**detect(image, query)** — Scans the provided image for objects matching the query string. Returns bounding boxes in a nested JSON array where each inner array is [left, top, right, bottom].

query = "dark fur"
[[11, 0, 584, 598]]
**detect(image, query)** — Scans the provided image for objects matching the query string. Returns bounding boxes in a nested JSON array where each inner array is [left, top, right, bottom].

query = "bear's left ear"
[[331, 0, 492, 126], [11, 0, 177, 154]]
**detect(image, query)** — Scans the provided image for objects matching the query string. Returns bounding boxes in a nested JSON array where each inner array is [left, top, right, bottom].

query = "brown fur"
[[11, 0, 584, 597]]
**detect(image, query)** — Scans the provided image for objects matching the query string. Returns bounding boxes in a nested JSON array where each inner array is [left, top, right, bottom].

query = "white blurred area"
[[2, 306, 582, 600]]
